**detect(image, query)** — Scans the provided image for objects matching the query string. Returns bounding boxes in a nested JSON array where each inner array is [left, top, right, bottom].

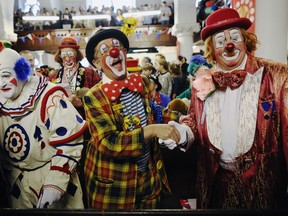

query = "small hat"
[[201, 8, 252, 41], [149, 74, 162, 92], [86, 29, 129, 67], [126, 58, 141, 73], [58, 36, 80, 49]]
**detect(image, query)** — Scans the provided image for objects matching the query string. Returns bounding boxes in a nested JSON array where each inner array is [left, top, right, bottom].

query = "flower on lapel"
[[79, 68, 85, 76], [192, 66, 216, 101]]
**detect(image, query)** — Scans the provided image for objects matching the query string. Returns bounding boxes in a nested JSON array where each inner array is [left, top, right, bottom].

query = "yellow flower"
[[120, 17, 139, 36], [79, 68, 84, 76]]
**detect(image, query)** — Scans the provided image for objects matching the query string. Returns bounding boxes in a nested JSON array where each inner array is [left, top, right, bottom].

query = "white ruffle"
[[0, 76, 48, 118]]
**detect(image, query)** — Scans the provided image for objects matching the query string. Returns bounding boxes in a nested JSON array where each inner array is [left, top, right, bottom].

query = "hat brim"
[[86, 29, 129, 67], [201, 17, 252, 41], [149, 76, 162, 92], [58, 45, 80, 49]]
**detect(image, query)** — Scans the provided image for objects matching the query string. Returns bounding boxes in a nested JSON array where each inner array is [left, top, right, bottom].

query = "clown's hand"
[[158, 138, 177, 150], [37, 187, 63, 208], [168, 121, 187, 145], [68, 94, 83, 107]]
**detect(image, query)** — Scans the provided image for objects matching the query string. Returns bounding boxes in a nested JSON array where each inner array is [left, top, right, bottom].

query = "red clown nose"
[[109, 47, 120, 58], [225, 43, 235, 53]]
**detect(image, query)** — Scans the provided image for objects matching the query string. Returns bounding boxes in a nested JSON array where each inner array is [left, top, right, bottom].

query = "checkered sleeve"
[[83, 86, 144, 159]]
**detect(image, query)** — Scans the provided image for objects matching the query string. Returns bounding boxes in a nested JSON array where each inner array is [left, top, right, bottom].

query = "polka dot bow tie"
[[102, 73, 143, 101], [212, 70, 247, 91]]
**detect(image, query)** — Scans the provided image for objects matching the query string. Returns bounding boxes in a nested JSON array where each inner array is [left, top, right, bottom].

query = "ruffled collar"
[[0, 76, 49, 119]]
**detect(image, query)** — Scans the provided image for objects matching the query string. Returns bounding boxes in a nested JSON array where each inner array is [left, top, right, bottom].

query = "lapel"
[[55, 64, 85, 90]]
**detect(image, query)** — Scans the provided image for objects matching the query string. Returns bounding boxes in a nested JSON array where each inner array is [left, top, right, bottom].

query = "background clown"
[[164, 8, 288, 209], [52, 35, 101, 109], [0, 45, 86, 208]]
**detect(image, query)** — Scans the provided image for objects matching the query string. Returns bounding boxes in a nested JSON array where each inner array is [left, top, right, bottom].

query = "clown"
[[0, 45, 86, 208], [83, 29, 185, 209], [162, 8, 288, 209], [53, 36, 101, 108], [53, 37, 101, 185]]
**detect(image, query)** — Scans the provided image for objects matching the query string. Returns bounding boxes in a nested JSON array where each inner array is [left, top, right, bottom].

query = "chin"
[[115, 73, 127, 80]]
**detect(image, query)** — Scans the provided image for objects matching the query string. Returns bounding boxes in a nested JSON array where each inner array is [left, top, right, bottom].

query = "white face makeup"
[[0, 69, 25, 99], [60, 48, 77, 69], [95, 38, 127, 81], [213, 28, 247, 70]]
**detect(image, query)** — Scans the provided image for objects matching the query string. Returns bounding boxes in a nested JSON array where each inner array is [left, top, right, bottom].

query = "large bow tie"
[[212, 70, 247, 91], [102, 73, 143, 101]]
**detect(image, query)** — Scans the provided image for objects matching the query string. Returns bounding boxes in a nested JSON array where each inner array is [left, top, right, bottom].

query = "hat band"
[[209, 17, 242, 27], [60, 42, 78, 46]]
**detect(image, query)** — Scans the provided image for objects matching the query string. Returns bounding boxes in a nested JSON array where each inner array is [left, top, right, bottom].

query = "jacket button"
[[156, 160, 163, 170], [209, 148, 215, 154]]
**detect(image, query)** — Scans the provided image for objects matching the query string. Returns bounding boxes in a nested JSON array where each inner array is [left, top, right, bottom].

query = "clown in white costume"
[[0, 45, 87, 208]]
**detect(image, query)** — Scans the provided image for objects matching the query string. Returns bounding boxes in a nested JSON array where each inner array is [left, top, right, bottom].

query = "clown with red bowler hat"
[[52, 36, 101, 110], [161, 8, 288, 208], [83, 28, 186, 209]]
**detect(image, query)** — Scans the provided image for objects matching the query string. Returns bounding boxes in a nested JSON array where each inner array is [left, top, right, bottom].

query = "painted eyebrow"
[[215, 32, 225, 38], [229, 29, 240, 35], [0, 71, 12, 75]]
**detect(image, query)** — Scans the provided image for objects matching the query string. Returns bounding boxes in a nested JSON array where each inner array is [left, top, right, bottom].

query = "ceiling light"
[[22, 16, 59, 21], [132, 49, 149, 53], [123, 10, 161, 18], [72, 15, 111, 21]]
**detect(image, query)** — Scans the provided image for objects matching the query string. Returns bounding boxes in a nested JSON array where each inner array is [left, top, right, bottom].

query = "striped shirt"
[[120, 89, 150, 172]]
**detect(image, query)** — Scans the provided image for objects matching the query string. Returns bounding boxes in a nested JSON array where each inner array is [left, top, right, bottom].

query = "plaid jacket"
[[83, 79, 179, 209]]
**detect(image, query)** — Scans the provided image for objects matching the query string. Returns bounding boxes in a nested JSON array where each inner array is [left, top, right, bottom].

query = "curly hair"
[[203, 28, 259, 65]]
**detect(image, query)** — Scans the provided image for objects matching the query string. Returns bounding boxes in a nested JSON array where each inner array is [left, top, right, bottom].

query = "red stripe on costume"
[[49, 123, 87, 145], [29, 186, 41, 199], [41, 86, 69, 122], [51, 163, 71, 175]]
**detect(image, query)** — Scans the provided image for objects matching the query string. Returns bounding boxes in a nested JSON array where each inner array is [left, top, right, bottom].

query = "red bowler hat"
[[58, 36, 80, 49], [201, 8, 252, 41]]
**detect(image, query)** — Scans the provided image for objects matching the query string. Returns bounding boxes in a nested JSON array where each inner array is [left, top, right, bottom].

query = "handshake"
[[158, 121, 189, 151]]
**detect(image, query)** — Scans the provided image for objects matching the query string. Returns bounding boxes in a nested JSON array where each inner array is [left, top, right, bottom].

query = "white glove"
[[158, 138, 177, 150], [37, 187, 63, 208], [168, 121, 187, 145]]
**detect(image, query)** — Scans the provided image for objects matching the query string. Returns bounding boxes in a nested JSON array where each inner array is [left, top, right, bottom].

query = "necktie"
[[212, 70, 247, 91], [102, 73, 143, 101]]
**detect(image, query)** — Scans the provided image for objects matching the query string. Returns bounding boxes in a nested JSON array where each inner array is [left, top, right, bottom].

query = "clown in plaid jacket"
[[83, 79, 179, 209], [83, 29, 181, 209]]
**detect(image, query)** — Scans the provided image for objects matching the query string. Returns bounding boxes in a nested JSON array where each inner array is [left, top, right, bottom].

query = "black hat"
[[149, 74, 162, 92], [86, 29, 129, 67]]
